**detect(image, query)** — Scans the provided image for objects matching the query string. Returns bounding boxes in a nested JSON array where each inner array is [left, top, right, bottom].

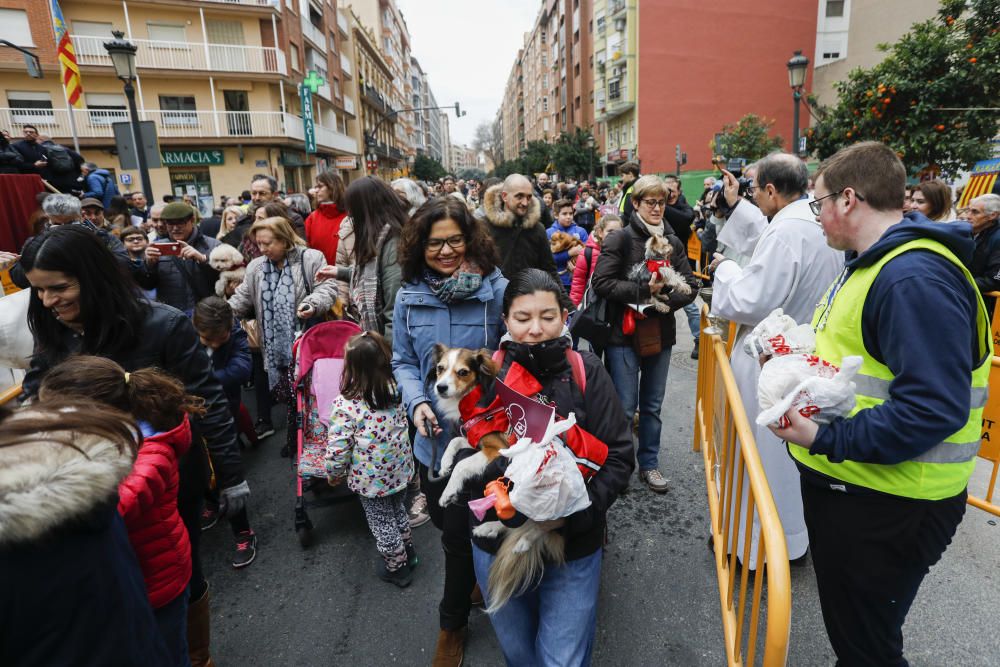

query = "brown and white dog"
[[430, 344, 566, 612]]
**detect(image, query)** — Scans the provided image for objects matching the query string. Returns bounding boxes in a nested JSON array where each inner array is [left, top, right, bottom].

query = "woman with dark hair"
[[18, 224, 248, 666], [911, 180, 955, 222], [0, 400, 172, 666], [315, 176, 403, 342], [390, 196, 505, 666], [456, 268, 632, 666], [306, 169, 348, 264]]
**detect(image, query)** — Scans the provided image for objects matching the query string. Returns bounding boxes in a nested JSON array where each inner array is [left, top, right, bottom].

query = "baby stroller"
[[289, 319, 362, 547]]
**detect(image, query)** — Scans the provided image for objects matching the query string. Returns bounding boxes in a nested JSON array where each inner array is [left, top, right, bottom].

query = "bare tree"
[[472, 121, 501, 170]]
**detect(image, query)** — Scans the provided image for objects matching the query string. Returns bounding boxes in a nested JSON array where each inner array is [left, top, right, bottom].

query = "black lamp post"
[[787, 50, 809, 157], [104, 31, 153, 202], [586, 133, 596, 183]]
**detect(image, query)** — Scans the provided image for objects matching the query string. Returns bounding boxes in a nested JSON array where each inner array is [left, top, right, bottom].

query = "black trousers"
[[800, 478, 967, 667], [419, 462, 476, 631], [177, 443, 210, 601], [251, 350, 272, 425]]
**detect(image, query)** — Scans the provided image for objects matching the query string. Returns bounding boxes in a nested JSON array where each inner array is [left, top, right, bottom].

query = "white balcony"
[[316, 83, 333, 102], [339, 52, 352, 77], [301, 19, 327, 53], [72, 34, 286, 75], [283, 113, 358, 154], [201, 0, 280, 6]]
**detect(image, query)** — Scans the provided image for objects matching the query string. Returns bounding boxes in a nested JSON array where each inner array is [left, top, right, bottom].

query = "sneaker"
[[232, 530, 257, 569], [406, 543, 419, 570], [639, 469, 669, 494], [691, 345, 699, 360], [254, 420, 275, 440], [200, 504, 220, 531], [378, 561, 413, 588], [408, 492, 431, 528]]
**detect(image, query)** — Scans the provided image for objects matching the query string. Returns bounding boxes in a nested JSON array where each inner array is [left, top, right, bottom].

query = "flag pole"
[[60, 83, 81, 154]]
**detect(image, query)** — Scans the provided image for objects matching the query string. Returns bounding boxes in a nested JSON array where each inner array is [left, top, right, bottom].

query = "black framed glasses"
[[640, 199, 667, 209], [425, 234, 466, 252], [809, 189, 866, 216]]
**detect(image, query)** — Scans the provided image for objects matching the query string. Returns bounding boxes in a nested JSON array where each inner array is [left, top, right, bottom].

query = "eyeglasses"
[[640, 199, 667, 209], [163, 219, 192, 227], [425, 234, 466, 252], [809, 189, 866, 216]]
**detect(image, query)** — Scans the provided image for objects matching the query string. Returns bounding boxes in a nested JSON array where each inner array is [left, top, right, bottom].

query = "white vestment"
[[710, 198, 844, 568]]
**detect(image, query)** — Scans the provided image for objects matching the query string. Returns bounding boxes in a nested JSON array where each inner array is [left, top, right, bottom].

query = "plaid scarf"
[[349, 224, 392, 333], [422, 261, 484, 304]]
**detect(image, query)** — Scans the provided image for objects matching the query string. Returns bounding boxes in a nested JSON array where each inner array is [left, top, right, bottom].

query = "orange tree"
[[713, 113, 784, 162], [808, 0, 1000, 175]]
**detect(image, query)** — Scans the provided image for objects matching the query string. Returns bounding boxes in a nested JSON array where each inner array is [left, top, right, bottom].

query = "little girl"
[[325, 331, 416, 587], [40, 355, 206, 667]]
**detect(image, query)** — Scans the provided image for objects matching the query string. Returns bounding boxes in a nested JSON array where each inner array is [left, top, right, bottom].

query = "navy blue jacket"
[[83, 168, 120, 210], [806, 214, 986, 468], [205, 322, 252, 414]]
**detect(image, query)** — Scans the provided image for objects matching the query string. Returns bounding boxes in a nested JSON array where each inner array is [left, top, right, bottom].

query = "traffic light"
[[455, 102, 466, 118]]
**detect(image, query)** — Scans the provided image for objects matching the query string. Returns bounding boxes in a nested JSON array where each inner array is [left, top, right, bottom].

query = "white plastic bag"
[[0, 289, 32, 369], [743, 308, 816, 358], [756, 354, 862, 428], [502, 413, 592, 522]]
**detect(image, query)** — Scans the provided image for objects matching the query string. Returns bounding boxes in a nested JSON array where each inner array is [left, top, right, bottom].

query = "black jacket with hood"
[[481, 184, 559, 282]]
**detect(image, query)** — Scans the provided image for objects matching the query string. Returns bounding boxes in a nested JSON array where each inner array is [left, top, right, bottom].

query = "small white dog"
[[208, 244, 246, 298]]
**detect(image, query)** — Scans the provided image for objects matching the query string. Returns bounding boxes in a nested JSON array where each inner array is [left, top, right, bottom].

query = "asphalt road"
[[202, 318, 1000, 666]]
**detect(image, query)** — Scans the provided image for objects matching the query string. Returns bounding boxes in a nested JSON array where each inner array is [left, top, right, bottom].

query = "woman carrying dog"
[[591, 175, 699, 494], [462, 268, 633, 666], [391, 197, 506, 667]]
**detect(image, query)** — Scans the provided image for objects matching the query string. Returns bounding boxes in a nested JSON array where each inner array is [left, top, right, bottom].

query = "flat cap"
[[79, 197, 103, 209], [160, 202, 196, 221]]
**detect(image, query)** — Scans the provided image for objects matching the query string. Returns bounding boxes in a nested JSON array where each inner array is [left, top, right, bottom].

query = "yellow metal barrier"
[[0, 384, 22, 406], [971, 356, 1000, 517], [694, 305, 791, 666]]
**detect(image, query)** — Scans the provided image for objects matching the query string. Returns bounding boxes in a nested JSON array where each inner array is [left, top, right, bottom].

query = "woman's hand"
[[297, 303, 316, 320], [314, 265, 338, 283], [413, 402, 442, 437]]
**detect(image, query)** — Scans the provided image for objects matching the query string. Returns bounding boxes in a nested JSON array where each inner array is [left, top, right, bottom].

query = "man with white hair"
[[481, 173, 559, 280], [967, 193, 1000, 313]]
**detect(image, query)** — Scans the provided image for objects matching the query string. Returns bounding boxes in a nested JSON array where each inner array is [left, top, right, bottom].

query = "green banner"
[[161, 149, 225, 166]]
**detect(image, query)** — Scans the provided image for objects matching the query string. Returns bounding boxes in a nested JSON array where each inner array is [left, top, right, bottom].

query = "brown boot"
[[431, 627, 466, 667], [187, 584, 215, 667]]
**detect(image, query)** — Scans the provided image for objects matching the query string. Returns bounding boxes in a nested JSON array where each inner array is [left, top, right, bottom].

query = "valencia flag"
[[50, 0, 83, 109]]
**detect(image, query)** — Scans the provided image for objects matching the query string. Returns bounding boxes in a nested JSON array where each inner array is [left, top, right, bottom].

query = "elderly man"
[[144, 202, 167, 241], [534, 171, 550, 198], [967, 193, 1000, 314], [130, 191, 150, 225], [137, 202, 220, 315], [774, 141, 990, 666], [709, 152, 843, 569], [481, 174, 559, 280], [250, 174, 303, 230], [80, 198, 107, 229]]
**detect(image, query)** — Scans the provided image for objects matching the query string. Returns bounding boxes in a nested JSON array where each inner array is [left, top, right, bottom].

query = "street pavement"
[[202, 313, 1000, 666]]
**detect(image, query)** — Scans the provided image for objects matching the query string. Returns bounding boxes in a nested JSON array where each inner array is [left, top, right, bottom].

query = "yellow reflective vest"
[[788, 237, 992, 500]]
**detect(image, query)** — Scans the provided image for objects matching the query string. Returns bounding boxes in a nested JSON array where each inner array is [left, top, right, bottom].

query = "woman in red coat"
[[305, 169, 348, 264], [40, 355, 207, 667]]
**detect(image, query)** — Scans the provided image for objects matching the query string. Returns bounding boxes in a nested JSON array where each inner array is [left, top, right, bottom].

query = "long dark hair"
[[340, 332, 395, 411], [344, 177, 405, 266], [502, 268, 571, 315], [20, 225, 145, 357], [40, 356, 205, 433], [399, 197, 499, 283], [315, 169, 346, 206], [0, 399, 139, 459]]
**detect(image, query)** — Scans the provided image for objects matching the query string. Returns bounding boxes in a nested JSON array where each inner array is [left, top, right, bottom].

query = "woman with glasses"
[[592, 174, 699, 494], [391, 197, 505, 667]]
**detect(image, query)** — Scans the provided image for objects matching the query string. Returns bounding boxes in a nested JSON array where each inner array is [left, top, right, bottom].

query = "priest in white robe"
[[710, 153, 844, 569]]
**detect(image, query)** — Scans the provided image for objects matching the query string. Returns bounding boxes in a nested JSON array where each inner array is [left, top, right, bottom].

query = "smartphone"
[[152, 242, 182, 256]]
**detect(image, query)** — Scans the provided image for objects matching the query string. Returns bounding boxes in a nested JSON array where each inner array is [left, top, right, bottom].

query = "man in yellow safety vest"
[[772, 141, 991, 666]]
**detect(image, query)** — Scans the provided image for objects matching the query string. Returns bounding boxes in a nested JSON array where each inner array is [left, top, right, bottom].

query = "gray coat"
[[227, 246, 339, 348]]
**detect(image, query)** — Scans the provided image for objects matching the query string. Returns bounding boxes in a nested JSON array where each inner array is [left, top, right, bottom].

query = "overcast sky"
[[394, 0, 540, 146]]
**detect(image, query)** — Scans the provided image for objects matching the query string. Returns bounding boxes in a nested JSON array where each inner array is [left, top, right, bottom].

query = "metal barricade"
[[0, 384, 21, 406], [693, 305, 791, 666], [970, 355, 1000, 517]]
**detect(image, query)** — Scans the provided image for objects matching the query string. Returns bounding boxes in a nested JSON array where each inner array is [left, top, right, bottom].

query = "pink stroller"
[[289, 320, 362, 546]]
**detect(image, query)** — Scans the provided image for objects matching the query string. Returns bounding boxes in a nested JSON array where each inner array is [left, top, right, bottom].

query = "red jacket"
[[569, 237, 601, 306], [118, 415, 192, 609], [305, 202, 347, 264]]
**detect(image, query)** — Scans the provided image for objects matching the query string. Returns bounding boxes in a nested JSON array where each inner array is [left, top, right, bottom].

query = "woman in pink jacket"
[[569, 213, 623, 306], [41, 355, 208, 667]]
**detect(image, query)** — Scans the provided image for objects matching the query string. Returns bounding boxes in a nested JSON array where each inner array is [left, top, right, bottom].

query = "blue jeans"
[[682, 302, 700, 343], [606, 344, 672, 471], [154, 586, 191, 667], [473, 545, 602, 667]]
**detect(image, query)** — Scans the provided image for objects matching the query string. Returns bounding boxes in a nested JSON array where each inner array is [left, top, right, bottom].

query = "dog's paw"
[[439, 489, 459, 507], [513, 535, 534, 553], [473, 521, 506, 539], [653, 300, 672, 314]]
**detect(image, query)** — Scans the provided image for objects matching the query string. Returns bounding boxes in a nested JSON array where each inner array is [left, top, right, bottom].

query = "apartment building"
[[449, 142, 475, 174], [812, 0, 938, 106], [439, 109, 451, 171], [424, 83, 444, 165], [593, 0, 636, 174], [499, 49, 524, 163], [0, 0, 361, 213]]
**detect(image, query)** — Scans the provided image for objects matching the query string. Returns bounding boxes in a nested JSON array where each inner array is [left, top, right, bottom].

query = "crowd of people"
[[1, 128, 999, 667]]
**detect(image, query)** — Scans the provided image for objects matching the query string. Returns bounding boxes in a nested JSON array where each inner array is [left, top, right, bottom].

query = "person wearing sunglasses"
[[772, 141, 990, 667], [706, 152, 843, 571]]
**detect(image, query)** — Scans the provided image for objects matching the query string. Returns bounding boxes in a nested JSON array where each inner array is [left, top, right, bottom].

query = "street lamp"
[[787, 50, 809, 157], [586, 133, 596, 184], [104, 31, 153, 203]]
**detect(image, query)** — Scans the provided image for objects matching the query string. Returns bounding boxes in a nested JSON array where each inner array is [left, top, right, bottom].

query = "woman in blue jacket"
[[392, 197, 506, 666]]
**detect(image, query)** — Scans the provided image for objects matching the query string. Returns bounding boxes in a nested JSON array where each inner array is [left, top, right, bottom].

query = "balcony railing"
[[301, 19, 327, 53], [201, 0, 279, 6], [340, 52, 352, 77], [0, 108, 356, 154], [72, 34, 286, 75], [609, 0, 627, 16]]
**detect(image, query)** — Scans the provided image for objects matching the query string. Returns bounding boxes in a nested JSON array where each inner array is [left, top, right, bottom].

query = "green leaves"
[[714, 114, 784, 162]]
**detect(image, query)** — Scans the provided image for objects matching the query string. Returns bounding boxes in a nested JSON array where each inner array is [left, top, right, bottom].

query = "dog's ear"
[[427, 344, 446, 382], [474, 349, 499, 378]]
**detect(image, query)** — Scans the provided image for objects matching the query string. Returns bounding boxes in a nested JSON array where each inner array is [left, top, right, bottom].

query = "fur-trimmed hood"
[[482, 184, 542, 229], [0, 420, 134, 546]]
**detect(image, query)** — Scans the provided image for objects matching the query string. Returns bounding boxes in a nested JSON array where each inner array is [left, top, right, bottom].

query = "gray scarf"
[[349, 224, 391, 333], [261, 257, 297, 389]]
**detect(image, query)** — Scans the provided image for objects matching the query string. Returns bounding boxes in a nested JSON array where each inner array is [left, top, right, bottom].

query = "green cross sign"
[[303, 70, 325, 93]]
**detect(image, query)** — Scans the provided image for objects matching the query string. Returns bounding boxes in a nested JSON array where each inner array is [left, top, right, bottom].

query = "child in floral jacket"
[[325, 332, 415, 587]]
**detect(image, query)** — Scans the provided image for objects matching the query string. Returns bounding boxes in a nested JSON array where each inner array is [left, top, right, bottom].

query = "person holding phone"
[[137, 202, 221, 316]]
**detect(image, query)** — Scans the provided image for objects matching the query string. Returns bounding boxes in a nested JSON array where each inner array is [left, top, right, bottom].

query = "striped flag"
[[958, 158, 1000, 208], [50, 0, 83, 108]]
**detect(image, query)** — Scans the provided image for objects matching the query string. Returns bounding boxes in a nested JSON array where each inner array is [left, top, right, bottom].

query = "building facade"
[[593, 0, 637, 174], [0, 0, 361, 213]]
